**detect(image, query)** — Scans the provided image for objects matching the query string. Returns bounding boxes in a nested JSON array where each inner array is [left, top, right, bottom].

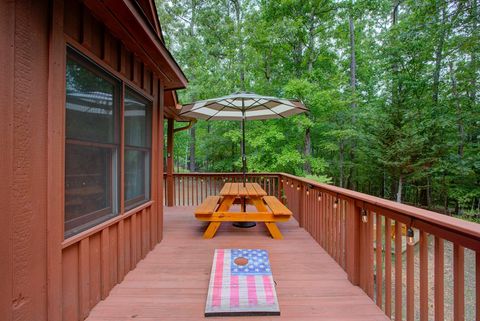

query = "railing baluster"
[[189, 176, 193, 206], [174, 176, 177, 206], [178, 175, 181, 206], [333, 196, 338, 261], [395, 221, 402, 321], [338, 199, 342, 265], [327, 194, 332, 256], [406, 229, 414, 321], [189, 176, 192, 206], [324, 193, 328, 251], [192, 176, 195, 205], [190, 175, 192, 205], [182, 175, 187, 206], [476, 251, 479, 321], [186, 176, 189, 206], [385, 217, 392, 317], [319, 192, 323, 247], [376, 213, 383, 309], [419, 231, 428, 321], [331, 195, 335, 257], [453, 244, 464, 321], [435, 237, 444, 321], [367, 210, 374, 298], [196, 176, 199, 205], [315, 191, 319, 243], [342, 202, 345, 266]]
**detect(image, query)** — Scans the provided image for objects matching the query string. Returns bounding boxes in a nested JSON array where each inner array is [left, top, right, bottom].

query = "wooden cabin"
[[1, 1, 479, 321], [1, 1, 187, 320]]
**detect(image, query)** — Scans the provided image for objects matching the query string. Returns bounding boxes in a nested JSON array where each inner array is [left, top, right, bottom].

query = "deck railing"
[[165, 172, 480, 321], [163, 172, 281, 206]]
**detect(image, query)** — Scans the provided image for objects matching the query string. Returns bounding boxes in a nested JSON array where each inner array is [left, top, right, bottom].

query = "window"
[[65, 48, 120, 238], [124, 88, 152, 209]]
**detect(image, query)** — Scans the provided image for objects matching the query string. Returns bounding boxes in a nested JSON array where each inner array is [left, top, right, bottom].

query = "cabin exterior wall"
[[0, 1, 166, 320]]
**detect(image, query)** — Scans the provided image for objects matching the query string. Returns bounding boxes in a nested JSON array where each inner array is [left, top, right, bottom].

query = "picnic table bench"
[[194, 182, 292, 239]]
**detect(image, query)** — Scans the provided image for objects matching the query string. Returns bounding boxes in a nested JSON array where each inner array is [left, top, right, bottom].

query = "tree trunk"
[[186, 0, 197, 172], [391, 0, 400, 105], [188, 126, 196, 172], [349, 13, 357, 110], [232, 0, 245, 91], [303, 127, 312, 174], [347, 11, 357, 190], [382, 170, 386, 198], [306, 8, 316, 73], [469, 0, 477, 106], [449, 62, 465, 157], [396, 174, 403, 203], [432, 0, 446, 105], [426, 175, 432, 207], [339, 141, 344, 188]]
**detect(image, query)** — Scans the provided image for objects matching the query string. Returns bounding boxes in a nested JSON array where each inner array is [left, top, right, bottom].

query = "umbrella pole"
[[233, 108, 256, 228], [242, 113, 246, 187]]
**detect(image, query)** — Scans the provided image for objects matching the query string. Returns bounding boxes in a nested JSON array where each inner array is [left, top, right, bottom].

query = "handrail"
[[166, 171, 479, 249], [163, 172, 278, 176], [279, 172, 480, 251]]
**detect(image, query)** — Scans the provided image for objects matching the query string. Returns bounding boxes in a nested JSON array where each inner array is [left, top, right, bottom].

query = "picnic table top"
[[219, 182, 267, 197]]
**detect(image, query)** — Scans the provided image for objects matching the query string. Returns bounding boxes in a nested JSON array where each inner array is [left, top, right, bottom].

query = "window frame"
[[64, 46, 122, 238], [123, 86, 153, 210]]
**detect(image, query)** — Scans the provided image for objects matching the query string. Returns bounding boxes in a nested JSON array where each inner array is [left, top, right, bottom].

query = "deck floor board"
[[86, 206, 389, 321]]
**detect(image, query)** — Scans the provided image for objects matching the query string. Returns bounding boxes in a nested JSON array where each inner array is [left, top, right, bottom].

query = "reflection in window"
[[65, 48, 119, 238], [124, 88, 151, 208]]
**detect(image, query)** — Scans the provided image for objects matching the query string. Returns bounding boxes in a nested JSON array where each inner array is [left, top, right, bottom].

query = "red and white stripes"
[[206, 249, 279, 316]]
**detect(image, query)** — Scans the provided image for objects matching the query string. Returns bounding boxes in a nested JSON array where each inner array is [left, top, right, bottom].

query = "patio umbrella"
[[179, 92, 308, 185]]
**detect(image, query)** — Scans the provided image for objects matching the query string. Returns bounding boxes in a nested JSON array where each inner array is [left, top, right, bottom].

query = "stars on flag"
[[231, 249, 271, 275]]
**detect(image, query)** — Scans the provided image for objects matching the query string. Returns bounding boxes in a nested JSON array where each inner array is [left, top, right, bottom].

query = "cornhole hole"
[[205, 249, 280, 317]]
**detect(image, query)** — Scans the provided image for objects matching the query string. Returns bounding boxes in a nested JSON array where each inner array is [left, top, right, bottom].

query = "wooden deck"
[[86, 206, 389, 321]]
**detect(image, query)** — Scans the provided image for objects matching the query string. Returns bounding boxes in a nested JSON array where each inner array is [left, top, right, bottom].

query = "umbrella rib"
[[209, 98, 244, 118], [246, 102, 287, 119], [244, 98, 264, 111], [179, 100, 219, 115], [267, 98, 310, 111], [180, 97, 241, 115]]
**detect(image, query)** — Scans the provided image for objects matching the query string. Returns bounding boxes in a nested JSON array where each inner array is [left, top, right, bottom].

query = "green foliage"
[[157, 0, 480, 217]]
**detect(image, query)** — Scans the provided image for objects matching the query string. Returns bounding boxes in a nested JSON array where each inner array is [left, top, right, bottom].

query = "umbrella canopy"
[[179, 92, 308, 121], [179, 92, 308, 184]]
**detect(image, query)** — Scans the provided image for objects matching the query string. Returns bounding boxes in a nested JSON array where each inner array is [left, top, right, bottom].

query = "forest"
[[156, 0, 479, 220]]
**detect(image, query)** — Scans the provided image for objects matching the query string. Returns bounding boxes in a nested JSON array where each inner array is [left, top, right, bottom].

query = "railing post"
[[166, 118, 174, 207], [345, 201, 361, 285], [298, 182, 305, 228], [277, 174, 282, 201]]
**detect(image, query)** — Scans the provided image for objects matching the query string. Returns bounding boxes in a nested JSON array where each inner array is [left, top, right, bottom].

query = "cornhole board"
[[205, 249, 280, 317]]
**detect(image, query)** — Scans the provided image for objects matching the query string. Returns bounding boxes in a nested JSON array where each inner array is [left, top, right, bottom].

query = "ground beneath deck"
[[86, 206, 389, 321]]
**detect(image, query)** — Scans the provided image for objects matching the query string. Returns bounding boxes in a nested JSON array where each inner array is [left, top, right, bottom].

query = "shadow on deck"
[[86, 206, 389, 321]]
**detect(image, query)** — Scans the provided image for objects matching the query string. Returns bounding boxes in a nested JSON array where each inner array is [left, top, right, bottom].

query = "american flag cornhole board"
[[205, 249, 280, 317]]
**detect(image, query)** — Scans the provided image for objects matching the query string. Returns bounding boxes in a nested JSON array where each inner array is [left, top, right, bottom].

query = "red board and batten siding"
[[0, 1, 51, 320], [1, 1, 167, 321], [59, 2, 165, 321]]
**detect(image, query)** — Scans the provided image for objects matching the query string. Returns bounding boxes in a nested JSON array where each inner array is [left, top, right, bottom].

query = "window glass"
[[124, 90, 151, 147], [65, 48, 119, 238], [66, 59, 116, 143], [125, 149, 146, 201], [65, 144, 113, 232], [124, 88, 151, 207]]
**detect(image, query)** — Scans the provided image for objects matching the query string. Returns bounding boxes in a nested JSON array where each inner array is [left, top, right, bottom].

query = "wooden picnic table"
[[219, 182, 268, 212], [195, 182, 292, 239]]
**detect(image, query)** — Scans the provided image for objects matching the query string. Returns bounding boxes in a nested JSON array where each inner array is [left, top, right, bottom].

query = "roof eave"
[[84, 0, 188, 90]]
